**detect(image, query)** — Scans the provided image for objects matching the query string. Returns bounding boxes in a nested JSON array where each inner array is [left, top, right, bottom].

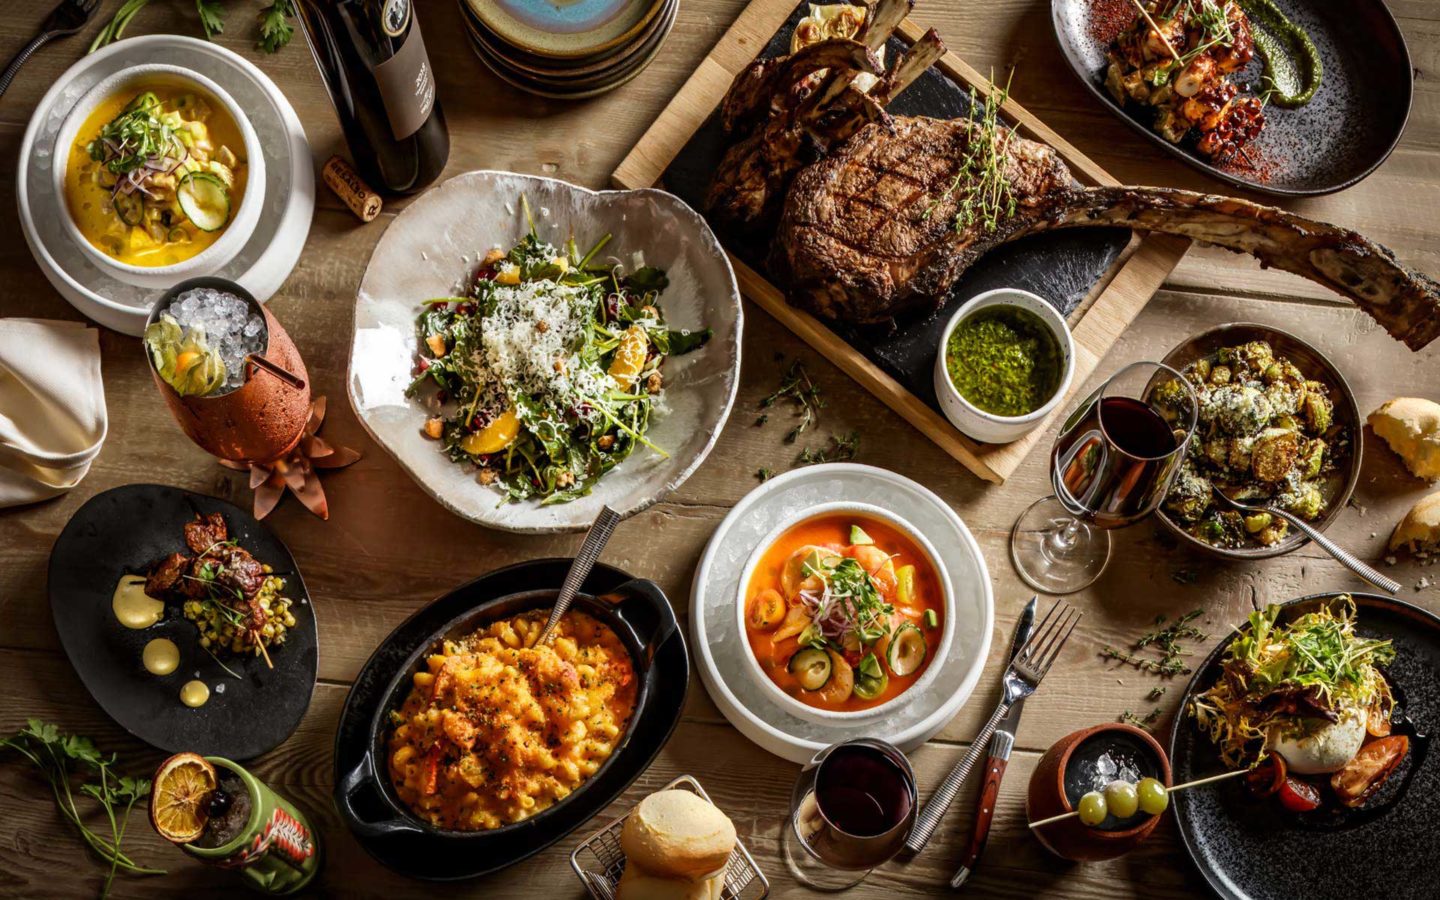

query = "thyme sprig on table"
[[1, 720, 163, 898], [1103, 609, 1208, 676], [799, 431, 860, 466], [760, 359, 825, 444]]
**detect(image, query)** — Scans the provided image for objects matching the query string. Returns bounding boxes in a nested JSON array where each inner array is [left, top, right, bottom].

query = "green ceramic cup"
[[181, 757, 322, 895]]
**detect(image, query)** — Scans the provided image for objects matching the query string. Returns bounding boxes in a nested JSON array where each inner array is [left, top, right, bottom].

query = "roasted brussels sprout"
[[1251, 428, 1302, 482], [1281, 481, 1326, 520], [1303, 389, 1333, 432]]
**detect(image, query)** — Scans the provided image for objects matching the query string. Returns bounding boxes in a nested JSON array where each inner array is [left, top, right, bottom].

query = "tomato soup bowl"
[[735, 502, 956, 726], [52, 64, 266, 290]]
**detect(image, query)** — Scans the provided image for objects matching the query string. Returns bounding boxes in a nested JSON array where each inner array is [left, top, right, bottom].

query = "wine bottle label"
[[373, 11, 436, 141]]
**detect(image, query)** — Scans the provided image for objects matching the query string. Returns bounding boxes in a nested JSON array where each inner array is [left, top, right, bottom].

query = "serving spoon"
[[537, 505, 622, 644], [1209, 487, 1400, 594]]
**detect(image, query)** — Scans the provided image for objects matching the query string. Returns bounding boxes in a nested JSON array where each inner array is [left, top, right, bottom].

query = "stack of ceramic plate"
[[459, 0, 676, 99]]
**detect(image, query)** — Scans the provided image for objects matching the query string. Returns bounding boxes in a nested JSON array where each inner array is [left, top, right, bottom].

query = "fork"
[[0, 0, 99, 100], [904, 599, 1082, 856], [1209, 487, 1401, 594]]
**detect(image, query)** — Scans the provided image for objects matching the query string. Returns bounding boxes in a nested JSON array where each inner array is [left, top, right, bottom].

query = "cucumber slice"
[[788, 647, 832, 691], [886, 623, 927, 677], [850, 524, 875, 545], [177, 172, 230, 232], [113, 191, 144, 226], [853, 652, 889, 699], [124, 91, 160, 113], [924, 608, 938, 629]]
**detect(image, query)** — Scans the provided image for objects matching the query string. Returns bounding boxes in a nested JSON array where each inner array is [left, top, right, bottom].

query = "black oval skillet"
[[1051, 0, 1413, 196], [332, 558, 687, 880], [1168, 592, 1440, 900]]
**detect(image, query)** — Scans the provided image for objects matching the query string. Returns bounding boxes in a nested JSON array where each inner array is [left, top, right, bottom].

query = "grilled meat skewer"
[[773, 116, 1440, 349]]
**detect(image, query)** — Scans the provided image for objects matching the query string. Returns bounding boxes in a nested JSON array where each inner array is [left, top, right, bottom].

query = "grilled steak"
[[775, 116, 1440, 349]]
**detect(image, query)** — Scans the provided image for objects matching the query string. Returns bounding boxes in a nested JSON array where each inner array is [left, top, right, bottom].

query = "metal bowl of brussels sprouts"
[[1152, 323, 1362, 560]]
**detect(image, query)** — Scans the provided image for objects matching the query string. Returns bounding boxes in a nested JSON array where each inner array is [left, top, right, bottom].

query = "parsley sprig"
[[1, 720, 163, 897], [90, 1, 297, 54]]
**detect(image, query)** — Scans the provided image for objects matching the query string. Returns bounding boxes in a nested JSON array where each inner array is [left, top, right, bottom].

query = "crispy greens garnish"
[[1189, 597, 1395, 768]]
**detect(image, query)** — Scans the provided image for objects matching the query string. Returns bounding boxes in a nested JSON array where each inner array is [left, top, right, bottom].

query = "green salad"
[[407, 211, 711, 505]]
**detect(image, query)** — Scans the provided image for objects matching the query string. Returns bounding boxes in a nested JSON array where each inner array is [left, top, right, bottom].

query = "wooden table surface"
[[2, 1, 1438, 897]]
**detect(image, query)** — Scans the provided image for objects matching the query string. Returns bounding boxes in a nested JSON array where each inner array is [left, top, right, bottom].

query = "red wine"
[[295, 0, 449, 195], [815, 744, 913, 836], [1052, 396, 1183, 529]]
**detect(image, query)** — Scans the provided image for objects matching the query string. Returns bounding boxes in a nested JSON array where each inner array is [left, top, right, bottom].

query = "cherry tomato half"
[[1276, 777, 1321, 813], [1244, 755, 1287, 798]]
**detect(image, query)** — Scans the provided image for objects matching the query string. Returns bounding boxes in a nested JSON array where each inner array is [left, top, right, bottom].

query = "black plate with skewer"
[[1169, 592, 1439, 900], [1052, 0, 1413, 196], [48, 484, 318, 760]]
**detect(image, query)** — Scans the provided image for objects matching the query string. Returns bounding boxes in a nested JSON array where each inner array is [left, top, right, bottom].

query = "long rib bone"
[[1049, 186, 1440, 349]]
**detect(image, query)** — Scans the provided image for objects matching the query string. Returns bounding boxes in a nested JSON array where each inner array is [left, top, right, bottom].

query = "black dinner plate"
[[1051, 0, 1413, 196], [1169, 592, 1440, 900], [332, 558, 688, 880], [47, 484, 318, 760]]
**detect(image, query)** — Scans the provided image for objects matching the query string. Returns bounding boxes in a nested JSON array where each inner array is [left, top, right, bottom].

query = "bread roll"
[[616, 865, 723, 900], [1389, 491, 1440, 553], [1369, 398, 1440, 480], [620, 790, 736, 881]]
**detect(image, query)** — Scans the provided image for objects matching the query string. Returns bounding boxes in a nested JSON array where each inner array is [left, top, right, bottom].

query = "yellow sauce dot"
[[180, 680, 210, 708], [142, 638, 179, 676], [112, 575, 164, 629]]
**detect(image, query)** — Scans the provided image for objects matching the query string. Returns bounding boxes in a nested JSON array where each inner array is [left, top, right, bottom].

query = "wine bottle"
[[294, 0, 450, 196]]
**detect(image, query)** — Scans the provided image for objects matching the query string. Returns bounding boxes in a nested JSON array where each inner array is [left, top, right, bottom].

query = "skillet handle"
[[602, 577, 679, 657], [335, 749, 424, 839]]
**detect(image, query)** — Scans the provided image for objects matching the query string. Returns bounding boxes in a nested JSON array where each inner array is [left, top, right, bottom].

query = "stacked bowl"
[[458, 0, 676, 99]]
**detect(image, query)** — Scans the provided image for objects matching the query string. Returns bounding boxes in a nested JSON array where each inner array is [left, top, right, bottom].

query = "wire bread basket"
[[570, 775, 770, 899]]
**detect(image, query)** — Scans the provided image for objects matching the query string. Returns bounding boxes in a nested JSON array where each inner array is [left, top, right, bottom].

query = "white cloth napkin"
[[0, 319, 107, 507]]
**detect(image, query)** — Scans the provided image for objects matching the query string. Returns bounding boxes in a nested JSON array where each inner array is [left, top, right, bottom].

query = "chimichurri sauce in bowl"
[[944, 306, 1063, 417]]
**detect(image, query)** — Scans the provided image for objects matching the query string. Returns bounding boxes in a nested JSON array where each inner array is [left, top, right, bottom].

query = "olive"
[[1137, 777, 1169, 815], [1104, 780, 1140, 819], [1077, 791, 1108, 826]]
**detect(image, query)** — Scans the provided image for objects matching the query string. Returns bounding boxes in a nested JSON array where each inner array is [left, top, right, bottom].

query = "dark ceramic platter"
[[47, 484, 318, 760], [1169, 593, 1440, 900], [332, 559, 688, 880], [1052, 0, 1413, 196], [661, 0, 1131, 421]]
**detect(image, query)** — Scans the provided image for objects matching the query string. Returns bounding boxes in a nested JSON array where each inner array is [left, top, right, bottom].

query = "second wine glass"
[[1011, 361, 1199, 594]]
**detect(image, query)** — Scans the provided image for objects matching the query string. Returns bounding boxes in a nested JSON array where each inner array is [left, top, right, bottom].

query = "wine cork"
[[322, 155, 382, 222]]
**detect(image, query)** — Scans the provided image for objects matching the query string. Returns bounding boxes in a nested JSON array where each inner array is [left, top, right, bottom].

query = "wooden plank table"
[[1, 2, 1437, 897]]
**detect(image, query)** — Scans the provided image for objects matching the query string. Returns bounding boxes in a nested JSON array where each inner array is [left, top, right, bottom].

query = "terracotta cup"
[[146, 277, 311, 465], [1027, 722, 1172, 861]]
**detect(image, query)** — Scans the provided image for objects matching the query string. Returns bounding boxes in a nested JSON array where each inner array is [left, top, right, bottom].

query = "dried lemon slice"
[[150, 752, 217, 844]]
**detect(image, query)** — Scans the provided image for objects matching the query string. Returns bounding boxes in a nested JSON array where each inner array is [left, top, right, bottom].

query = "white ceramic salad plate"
[[16, 35, 314, 336], [693, 463, 995, 763], [349, 170, 743, 534]]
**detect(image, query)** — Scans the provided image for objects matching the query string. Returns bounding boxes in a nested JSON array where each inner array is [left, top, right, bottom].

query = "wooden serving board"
[[612, 0, 1190, 483]]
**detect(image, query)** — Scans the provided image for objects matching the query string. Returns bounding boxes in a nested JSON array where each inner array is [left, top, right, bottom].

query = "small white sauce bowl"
[[734, 501, 956, 725], [933, 287, 1076, 444], [52, 63, 266, 290]]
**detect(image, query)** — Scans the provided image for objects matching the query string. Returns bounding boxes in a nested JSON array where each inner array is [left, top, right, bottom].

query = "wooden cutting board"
[[612, 0, 1189, 483]]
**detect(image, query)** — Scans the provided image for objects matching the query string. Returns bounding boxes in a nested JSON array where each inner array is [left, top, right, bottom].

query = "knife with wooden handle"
[[950, 596, 1036, 889]]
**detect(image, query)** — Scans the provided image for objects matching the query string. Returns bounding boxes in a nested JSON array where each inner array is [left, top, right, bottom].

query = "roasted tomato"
[[1276, 777, 1321, 813], [1331, 735, 1409, 808], [1244, 754, 1286, 798]]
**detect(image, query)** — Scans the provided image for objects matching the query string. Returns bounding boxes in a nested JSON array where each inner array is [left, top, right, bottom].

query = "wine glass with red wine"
[[1010, 361, 1198, 594], [782, 738, 917, 890]]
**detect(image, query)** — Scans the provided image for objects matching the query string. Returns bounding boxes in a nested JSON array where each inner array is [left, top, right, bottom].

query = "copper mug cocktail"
[[145, 277, 310, 465]]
